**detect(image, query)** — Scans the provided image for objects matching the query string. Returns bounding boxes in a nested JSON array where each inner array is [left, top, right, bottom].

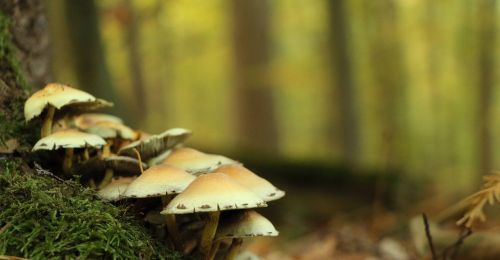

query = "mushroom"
[[161, 147, 238, 175], [24, 83, 112, 137], [122, 164, 196, 250], [32, 129, 106, 174], [74, 155, 147, 188], [215, 165, 285, 202], [73, 114, 137, 157], [161, 172, 267, 259], [97, 177, 136, 201], [73, 113, 124, 126], [118, 128, 191, 161], [215, 210, 278, 260]]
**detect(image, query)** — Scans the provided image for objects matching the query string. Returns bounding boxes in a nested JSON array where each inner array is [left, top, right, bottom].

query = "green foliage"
[[0, 159, 182, 259]]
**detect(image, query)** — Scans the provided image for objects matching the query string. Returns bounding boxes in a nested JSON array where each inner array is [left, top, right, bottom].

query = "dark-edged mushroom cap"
[[161, 172, 267, 214], [215, 210, 278, 240], [32, 129, 106, 151], [98, 177, 136, 201], [216, 165, 285, 202], [24, 83, 112, 121], [162, 147, 238, 175], [122, 164, 196, 198], [75, 155, 147, 179], [80, 121, 137, 140], [118, 128, 191, 160]]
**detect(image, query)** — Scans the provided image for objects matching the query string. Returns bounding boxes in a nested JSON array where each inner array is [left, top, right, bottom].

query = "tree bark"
[[327, 0, 359, 166], [123, 0, 146, 123], [230, 0, 278, 154], [477, 0, 496, 179], [63, 0, 123, 117], [0, 0, 49, 146]]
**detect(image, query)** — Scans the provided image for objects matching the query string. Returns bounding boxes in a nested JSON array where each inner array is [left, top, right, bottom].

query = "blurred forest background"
[[42, 0, 500, 235]]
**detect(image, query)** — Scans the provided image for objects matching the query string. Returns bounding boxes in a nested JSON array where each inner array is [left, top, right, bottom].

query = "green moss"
[[0, 159, 182, 259]]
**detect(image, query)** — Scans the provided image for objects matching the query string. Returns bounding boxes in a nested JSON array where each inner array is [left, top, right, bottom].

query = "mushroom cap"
[[73, 113, 123, 127], [118, 128, 191, 160], [162, 147, 238, 175], [215, 210, 278, 240], [74, 155, 147, 183], [83, 121, 137, 140], [122, 164, 196, 198], [32, 129, 106, 151], [215, 165, 285, 202], [24, 83, 97, 121], [161, 172, 267, 214], [98, 177, 136, 201]]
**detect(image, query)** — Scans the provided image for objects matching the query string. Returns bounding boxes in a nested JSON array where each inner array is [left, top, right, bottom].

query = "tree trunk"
[[123, 0, 146, 123], [63, 0, 124, 118], [230, 0, 278, 154], [0, 0, 49, 146], [477, 0, 496, 179], [327, 0, 359, 167]]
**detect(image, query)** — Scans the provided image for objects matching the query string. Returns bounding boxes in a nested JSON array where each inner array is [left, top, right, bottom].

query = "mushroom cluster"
[[25, 83, 285, 259]]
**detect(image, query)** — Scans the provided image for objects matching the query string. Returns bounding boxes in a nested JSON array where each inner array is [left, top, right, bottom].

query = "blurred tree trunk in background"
[[230, 0, 278, 154], [327, 0, 359, 167], [365, 1, 406, 171], [62, 0, 123, 117], [477, 0, 496, 179], [123, 0, 146, 123], [0, 0, 50, 88]]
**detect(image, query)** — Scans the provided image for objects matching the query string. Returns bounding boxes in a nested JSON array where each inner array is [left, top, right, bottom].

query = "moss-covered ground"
[[0, 159, 182, 259]]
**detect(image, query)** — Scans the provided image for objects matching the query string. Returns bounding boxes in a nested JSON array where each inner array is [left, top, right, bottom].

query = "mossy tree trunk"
[[0, 0, 49, 146]]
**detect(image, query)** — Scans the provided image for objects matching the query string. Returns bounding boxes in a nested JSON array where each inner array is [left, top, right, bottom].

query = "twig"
[[422, 213, 437, 260], [441, 228, 472, 260], [33, 162, 65, 182]]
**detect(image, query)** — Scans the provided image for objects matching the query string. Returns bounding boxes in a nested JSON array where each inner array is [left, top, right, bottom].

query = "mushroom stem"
[[224, 238, 243, 260], [200, 211, 220, 260], [83, 148, 90, 160], [63, 148, 74, 175], [98, 168, 114, 189], [161, 196, 183, 251], [208, 240, 221, 260], [41, 105, 56, 137], [102, 140, 112, 158]]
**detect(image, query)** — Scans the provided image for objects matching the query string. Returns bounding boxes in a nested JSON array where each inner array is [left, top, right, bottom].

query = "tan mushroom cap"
[[216, 165, 285, 202], [161, 172, 267, 215], [24, 83, 97, 121], [83, 121, 137, 140], [98, 177, 136, 201], [32, 129, 106, 151], [215, 210, 278, 240], [162, 147, 238, 175], [122, 164, 196, 198], [73, 113, 123, 127]]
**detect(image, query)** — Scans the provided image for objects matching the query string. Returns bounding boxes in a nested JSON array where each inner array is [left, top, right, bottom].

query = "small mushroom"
[[97, 177, 136, 201], [215, 210, 278, 260], [161, 147, 238, 175], [24, 83, 112, 137], [32, 129, 106, 174], [122, 164, 196, 250], [215, 165, 285, 202], [161, 172, 267, 259]]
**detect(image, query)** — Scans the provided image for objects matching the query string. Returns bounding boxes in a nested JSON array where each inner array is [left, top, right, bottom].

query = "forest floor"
[[236, 170, 500, 260]]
